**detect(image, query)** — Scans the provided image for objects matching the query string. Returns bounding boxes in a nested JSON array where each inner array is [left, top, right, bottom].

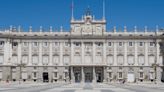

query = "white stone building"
[[0, 8, 164, 83]]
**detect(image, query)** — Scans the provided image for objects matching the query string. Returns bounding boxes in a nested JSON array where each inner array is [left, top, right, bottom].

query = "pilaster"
[[92, 67, 96, 83], [49, 41, 52, 65], [81, 67, 84, 83], [124, 41, 127, 66], [17, 41, 22, 64], [28, 42, 32, 66], [59, 41, 63, 66], [114, 41, 117, 66], [145, 42, 148, 66], [103, 41, 107, 65], [39, 42, 42, 65], [81, 42, 84, 64], [135, 41, 138, 65], [71, 42, 74, 64], [93, 42, 95, 64]]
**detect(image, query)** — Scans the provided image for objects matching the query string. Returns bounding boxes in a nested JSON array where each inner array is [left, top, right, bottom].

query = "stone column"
[[92, 67, 96, 83], [81, 42, 84, 64], [81, 67, 84, 83], [103, 66, 107, 83], [71, 67, 75, 83]]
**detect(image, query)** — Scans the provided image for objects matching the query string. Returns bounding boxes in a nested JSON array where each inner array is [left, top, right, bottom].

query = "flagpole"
[[71, 0, 74, 20], [103, 0, 105, 20]]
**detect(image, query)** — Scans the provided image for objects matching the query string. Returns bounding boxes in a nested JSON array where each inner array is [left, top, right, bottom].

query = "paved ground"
[[0, 82, 164, 92]]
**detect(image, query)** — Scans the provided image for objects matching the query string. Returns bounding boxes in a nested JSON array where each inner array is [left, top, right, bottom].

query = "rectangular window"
[[0, 41, 4, 47], [119, 42, 122, 46], [33, 42, 38, 47], [140, 72, 144, 78], [65, 72, 67, 78], [129, 42, 133, 46], [54, 42, 59, 46], [23, 42, 28, 47], [108, 42, 112, 46], [0, 41, 4, 45], [85, 43, 92, 48], [75, 42, 81, 47], [44, 42, 48, 47], [150, 42, 154, 46], [12, 42, 18, 47], [109, 72, 112, 79], [118, 72, 122, 78], [65, 42, 70, 47], [33, 72, 37, 78], [96, 42, 102, 47], [139, 42, 143, 46], [54, 72, 57, 77]]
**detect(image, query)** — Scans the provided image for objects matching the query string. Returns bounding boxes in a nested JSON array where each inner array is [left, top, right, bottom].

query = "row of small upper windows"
[[108, 42, 154, 47], [0, 41, 155, 47], [10, 42, 70, 47], [74, 42, 103, 47], [26, 42, 70, 47]]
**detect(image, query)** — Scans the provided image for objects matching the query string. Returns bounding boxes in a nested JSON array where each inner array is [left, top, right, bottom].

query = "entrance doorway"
[[127, 72, 135, 83], [43, 72, 49, 82], [95, 67, 103, 83], [96, 73, 102, 82], [75, 72, 81, 82], [85, 73, 92, 82]]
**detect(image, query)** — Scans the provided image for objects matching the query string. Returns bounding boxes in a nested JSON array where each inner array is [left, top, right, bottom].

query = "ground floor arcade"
[[0, 66, 163, 83]]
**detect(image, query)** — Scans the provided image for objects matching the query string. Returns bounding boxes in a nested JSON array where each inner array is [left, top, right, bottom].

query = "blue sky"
[[0, 0, 164, 32]]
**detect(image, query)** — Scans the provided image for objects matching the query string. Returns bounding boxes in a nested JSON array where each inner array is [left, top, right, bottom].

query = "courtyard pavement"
[[0, 82, 164, 92]]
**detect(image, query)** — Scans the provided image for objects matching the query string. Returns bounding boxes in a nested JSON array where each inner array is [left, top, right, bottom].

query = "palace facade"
[[0, 10, 164, 83]]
